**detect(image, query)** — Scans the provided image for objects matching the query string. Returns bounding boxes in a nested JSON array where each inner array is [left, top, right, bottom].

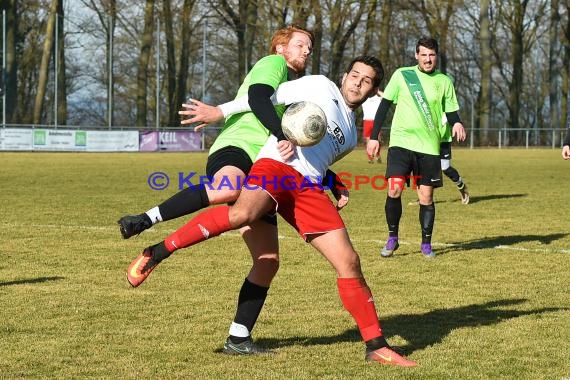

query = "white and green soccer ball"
[[281, 101, 327, 147]]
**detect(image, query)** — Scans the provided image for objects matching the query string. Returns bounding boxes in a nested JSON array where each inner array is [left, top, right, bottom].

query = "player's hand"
[[277, 139, 295, 161], [332, 187, 349, 210], [562, 145, 570, 160], [367, 140, 380, 159], [179, 98, 224, 131], [452, 122, 467, 142]]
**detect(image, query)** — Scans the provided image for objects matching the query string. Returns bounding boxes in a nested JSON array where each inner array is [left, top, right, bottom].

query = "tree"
[[479, 0, 492, 140], [136, 0, 155, 127], [33, 0, 59, 125]]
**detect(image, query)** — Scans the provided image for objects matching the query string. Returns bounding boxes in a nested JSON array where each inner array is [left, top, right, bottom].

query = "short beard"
[[284, 52, 307, 73]]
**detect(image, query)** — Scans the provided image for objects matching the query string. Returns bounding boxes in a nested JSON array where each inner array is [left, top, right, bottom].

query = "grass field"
[[1, 148, 569, 379]]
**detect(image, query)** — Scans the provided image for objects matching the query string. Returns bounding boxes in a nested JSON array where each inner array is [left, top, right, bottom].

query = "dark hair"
[[344, 55, 384, 87], [416, 37, 439, 54]]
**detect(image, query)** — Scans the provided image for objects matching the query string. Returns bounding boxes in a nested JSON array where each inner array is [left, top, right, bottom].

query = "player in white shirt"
[[127, 56, 417, 367], [361, 90, 384, 163]]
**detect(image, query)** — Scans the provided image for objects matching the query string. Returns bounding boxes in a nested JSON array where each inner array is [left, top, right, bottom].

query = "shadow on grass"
[[436, 232, 569, 255], [234, 298, 566, 354], [0, 276, 65, 287], [409, 193, 527, 205], [463, 193, 527, 204]]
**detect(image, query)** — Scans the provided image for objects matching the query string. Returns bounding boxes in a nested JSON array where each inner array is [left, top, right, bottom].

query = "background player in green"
[[118, 25, 314, 354], [367, 37, 466, 258]]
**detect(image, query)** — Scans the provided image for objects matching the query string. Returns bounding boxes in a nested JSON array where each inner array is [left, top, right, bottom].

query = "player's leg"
[[415, 151, 442, 258], [362, 120, 374, 162], [308, 229, 416, 367], [440, 143, 469, 204], [224, 219, 279, 355], [118, 147, 249, 239], [381, 147, 411, 257], [126, 185, 274, 287]]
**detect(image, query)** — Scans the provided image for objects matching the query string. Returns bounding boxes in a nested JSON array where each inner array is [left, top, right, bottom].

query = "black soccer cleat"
[[117, 214, 152, 239], [222, 337, 273, 355]]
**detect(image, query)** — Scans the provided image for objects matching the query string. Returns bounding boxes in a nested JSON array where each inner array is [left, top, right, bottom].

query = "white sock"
[[228, 322, 250, 338], [145, 207, 163, 224]]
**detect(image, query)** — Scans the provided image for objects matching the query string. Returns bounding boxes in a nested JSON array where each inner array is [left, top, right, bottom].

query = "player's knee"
[[255, 256, 280, 275], [207, 188, 241, 204], [228, 206, 256, 227]]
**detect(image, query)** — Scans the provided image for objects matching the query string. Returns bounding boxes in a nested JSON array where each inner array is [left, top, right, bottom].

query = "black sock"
[[385, 196, 402, 237], [157, 184, 209, 222], [229, 278, 269, 344], [150, 241, 171, 263], [365, 336, 389, 353], [419, 203, 435, 244]]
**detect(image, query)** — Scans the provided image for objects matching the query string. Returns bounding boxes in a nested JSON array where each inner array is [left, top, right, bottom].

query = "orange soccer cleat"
[[366, 346, 417, 367], [126, 247, 159, 287]]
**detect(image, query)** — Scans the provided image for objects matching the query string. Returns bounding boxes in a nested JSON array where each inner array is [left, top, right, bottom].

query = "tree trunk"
[[163, 0, 177, 126], [362, 0, 378, 56], [378, 0, 392, 76], [3, 0, 18, 123], [507, 1, 527, 132], [549, 0, 560, 131], [136, 0, 155, 127], [56, 1, 67, 125], [479, 0, 492, 140], [33, 0, 59, 125], [106, 0, 117, 127]]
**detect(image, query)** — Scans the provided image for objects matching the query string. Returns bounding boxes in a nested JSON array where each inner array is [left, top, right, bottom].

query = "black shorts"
[[206, 146, 253, 177], [206, 146, 277, 226], [440, 142, 452, 160], [386, 146, 443, 188]]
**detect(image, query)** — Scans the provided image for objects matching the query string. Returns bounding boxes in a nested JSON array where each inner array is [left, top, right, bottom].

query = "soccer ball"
[[281, 101, 327, 147]]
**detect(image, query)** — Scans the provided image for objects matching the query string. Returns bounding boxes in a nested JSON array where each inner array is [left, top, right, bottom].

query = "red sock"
[[164, 205, 231, 253], [337, 277, 383, 341]]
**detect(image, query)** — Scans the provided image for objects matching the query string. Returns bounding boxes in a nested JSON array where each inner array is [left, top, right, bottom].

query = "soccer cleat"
[[222, 337, 273, 355], [127, 247, 160, 287], [380, 237, 399, 258], [460, 185, 470, 205], [420, 243, 435, 258], [366, 346, 417, 367], [118, 214, 152, 239]]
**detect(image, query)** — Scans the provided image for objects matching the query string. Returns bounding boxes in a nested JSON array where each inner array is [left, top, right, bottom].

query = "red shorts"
[[245, 158, 345, 239], [362, 120, 373, 139]]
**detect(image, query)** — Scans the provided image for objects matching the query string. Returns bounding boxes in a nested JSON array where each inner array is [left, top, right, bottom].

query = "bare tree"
[[56, 0, 67, 124], [561, 0, 570, 131], [479, 0, 492, 140], [33, 0, 59, 124], [136, 0, 155, 127]]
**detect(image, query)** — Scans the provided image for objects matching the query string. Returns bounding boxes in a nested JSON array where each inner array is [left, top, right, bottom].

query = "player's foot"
[[376, 156, 382, 163], [368, 159, 375, 164], [118, 214, 152, 239], [127, 246, 160, 287], [460, 185, 470, 204], [380, 237, 399, 258], [420, 243, 435, 258], [222, 337, 273, 355], [365, 346, 417, 367], [408, 199, 419, 206]]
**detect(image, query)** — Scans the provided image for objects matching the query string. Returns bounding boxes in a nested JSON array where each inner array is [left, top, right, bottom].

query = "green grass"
[[1, 148, 569, 379]]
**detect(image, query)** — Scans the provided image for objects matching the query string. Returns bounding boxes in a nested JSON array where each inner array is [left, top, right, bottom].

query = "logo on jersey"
[[330, 121, 345, 144]]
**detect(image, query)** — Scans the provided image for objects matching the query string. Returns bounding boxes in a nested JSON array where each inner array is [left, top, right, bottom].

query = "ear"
[[276, 44, 285, 54], [341, 72, 347, 85]]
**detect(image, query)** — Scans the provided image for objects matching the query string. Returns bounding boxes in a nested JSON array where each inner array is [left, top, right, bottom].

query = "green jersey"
[[383, 65, 459, 155], [209, 54, 289, 161]]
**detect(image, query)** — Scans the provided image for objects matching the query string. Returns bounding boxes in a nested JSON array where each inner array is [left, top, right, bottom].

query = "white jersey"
[[361, 94, 382, 121], [256, 75, 357, 183]]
